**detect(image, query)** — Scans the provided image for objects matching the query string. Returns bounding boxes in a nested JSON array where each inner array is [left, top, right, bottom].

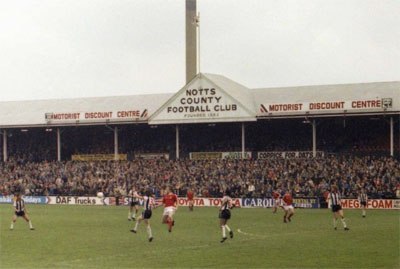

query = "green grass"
[[0, 204, 399, 269]]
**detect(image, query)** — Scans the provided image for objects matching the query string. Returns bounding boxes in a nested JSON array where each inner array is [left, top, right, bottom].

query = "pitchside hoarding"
[[241, 198, 320, 208], [341, 199, 400, 209], [1, 196, 398, 209], [47, 196, 109, 205], [0, 195, 49, 204]]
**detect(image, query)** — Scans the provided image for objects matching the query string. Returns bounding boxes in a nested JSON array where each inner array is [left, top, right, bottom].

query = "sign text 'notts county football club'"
[[166, 88, 237, 118]]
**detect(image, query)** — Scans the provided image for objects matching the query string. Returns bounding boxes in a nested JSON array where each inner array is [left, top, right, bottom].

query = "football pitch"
[[0, 205, 399, 269]]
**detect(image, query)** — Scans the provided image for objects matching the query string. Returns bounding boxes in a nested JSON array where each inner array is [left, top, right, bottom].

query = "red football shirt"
[[187, 191, 194, 200], [282, 193, 293, 206], [272, 191, 280, 200], [162, 193, 178, 207]]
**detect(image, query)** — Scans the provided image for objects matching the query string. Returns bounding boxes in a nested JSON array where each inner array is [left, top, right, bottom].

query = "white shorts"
[[163, 206, 176, 217], [283, 205, 294, 211]]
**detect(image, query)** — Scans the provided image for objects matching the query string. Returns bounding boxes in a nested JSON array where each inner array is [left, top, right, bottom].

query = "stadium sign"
[[259, 98, 393, 115], [71, 154, 127, 161], [258, 151, 324, 159], [241, 198, 320, 208], [341, 199, 400, 209], [190, 151, 252, 160], [242, 198, 274, 208], [48, 196, 108, 205], [222, 151, 252, 159], [110, 197, 243, 207], [177, 197, 242, 207], [0, 195, 49, 204], [189, 152, 222, 160], [45, 109, 148, 123], [149, 73, 256, 124]]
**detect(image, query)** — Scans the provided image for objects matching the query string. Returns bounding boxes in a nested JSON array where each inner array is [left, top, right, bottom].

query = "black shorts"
[[130, 201, 139, 207], [331, 205, 342, 212], [360, 201, 367, 207], [142, 210, 152, 219], [219, 209, 231, 220], [15, 211, 25, 217]]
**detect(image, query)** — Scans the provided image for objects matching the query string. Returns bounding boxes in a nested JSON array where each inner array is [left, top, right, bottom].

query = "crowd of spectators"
[[1, 156, 399, 199], [1, 117, 398, 201]]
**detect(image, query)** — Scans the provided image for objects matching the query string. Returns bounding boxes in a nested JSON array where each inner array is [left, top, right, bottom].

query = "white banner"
[[189, 151, 252, 160], [48, 196, 109, 206], [222, 152, 252, 160], [258, 151, 324, 159], [177, 197, 242, 207]]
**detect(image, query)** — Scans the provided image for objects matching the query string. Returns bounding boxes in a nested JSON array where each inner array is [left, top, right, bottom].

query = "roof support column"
[[114, 127, 119, 161], [57, 128, 61, 162], [176, 125, 180, 160], [2, 130, 7, 162], [312, 120, 317, 158], [241, 123, 245, 159], [390, 117, 394, 157]]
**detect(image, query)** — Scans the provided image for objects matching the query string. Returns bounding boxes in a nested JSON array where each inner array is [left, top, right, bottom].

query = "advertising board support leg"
[[176, 125, 180, 160], [390, 117, 394, 157], [2, 130, 7, 162], [241, 123, 245, 159], [57, 128, 61, 162], [114, 127, 119, 161], [312, 120, 317, 158]]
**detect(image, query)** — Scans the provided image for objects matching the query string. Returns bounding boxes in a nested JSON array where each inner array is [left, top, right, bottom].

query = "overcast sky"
[[0, 0, 399, 101]]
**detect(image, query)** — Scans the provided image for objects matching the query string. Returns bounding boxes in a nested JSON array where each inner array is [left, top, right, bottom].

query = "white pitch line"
[[237, 228, 272, 239]]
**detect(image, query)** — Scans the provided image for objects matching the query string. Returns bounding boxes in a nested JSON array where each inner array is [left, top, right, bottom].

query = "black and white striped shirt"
[[129, 190, 140, 203], [220, 196, 232, 211], [143, 196, 155, 211], [329, 192, 341, 206], [358, 193, 368, 203], [13, 199, 25, 213]]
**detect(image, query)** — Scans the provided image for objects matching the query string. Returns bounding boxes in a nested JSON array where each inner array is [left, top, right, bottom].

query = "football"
[[97, 192, 104, 198]]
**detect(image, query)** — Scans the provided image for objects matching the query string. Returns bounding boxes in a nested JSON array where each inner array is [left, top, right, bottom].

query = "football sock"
[[134, 221, 139, 231], [147, 226, 152, 238], [222, 226, 226, 238], [225, 225, 231, 232], [29, 221, 33, 229], [341, 218, 347, 228], [333, 218, 337, 228], [10, 222, 14, 229], [362, 210, 366, 217]]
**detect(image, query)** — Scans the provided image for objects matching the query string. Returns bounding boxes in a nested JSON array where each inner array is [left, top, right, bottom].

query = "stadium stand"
[[0, 76, 399, 200]]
